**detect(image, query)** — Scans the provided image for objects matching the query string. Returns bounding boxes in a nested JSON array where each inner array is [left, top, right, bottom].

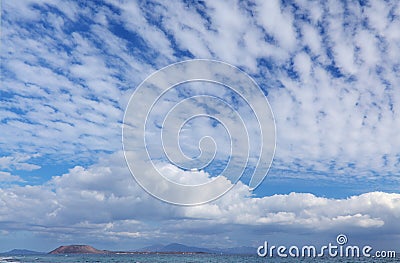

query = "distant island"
[[0, 249, 45, 255], [49, 244, 210, 255], [2, 244, 255, 255], [49, 245, 109, 254]]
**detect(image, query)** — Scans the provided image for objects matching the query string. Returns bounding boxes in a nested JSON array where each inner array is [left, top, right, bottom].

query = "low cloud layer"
[[0, 152, 399, 250]]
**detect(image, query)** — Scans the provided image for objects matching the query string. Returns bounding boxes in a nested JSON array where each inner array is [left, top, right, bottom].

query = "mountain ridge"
[[136, 243, 255, 254], [139, 243, 213, 253], [0, 249, 45, 255], [2, 243, 255, 255]]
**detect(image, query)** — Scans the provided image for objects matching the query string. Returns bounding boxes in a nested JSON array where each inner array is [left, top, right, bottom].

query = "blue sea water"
[[1, 254, 399, 263]]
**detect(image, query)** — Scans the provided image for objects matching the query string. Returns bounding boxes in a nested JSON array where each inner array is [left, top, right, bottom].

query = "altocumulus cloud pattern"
[[123, 60, 275, 205], [0, 0, 400, 251]]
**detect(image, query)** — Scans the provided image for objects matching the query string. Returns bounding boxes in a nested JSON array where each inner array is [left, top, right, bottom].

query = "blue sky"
[[1, 0, 400, 252]]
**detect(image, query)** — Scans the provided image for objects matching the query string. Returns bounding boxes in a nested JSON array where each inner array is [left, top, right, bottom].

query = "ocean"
[[1, 254, 399, 263]]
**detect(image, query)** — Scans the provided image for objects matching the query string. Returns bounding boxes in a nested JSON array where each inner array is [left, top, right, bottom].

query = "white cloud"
[[365, 0, 390, 33], [254, 0, 297, 51], [293, 52, 312, 81], [105, 0, 175, 62], [0, 154, 41, 171], [0, 152, 399, 248], [0, 172, 24, 183], [301, 23, 323, 57]]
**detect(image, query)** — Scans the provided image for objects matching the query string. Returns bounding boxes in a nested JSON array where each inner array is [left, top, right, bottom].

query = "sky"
[[1, 0, 400, 253]]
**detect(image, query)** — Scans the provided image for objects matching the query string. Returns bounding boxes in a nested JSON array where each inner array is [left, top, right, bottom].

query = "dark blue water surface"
[[1, 253, 399, 263]]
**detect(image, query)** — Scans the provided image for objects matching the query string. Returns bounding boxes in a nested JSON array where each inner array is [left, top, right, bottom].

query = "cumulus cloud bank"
[[0, 152, 399, 249]]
